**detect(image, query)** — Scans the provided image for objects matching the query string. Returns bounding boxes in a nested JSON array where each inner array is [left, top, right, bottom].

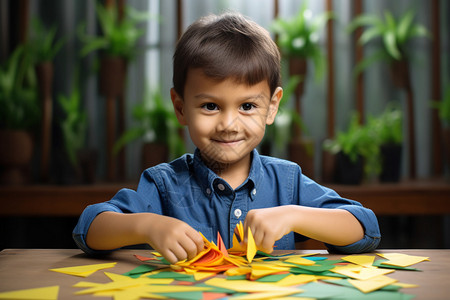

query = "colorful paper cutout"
[[0, 286, 59, 300], [49, 262, 117, 277]]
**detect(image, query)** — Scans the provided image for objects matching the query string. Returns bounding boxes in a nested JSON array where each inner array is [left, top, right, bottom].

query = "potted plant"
[[113, 87, 185, 171], [0, 45, 39, 185], [432, 84, 450, 174], [348, 9, 430, 179], [271, 3, 332, 179], [28, 17, 65, 181], [367, 106, 403, 182], [323, 113, 380, 184], [78, 2, 149, 180], [57, 79, 96, 184]]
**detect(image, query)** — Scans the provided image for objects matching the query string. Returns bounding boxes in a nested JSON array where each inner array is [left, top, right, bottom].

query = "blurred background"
[[0, 0, 449, 251]]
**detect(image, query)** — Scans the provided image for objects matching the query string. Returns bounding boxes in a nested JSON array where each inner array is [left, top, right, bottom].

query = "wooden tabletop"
[[0, 249, 448, 299]]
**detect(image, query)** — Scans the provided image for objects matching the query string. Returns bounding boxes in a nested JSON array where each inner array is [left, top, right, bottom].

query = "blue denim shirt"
[[73, 149, 380, 254]]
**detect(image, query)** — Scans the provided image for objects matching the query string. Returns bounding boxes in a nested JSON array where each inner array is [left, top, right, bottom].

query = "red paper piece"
[[202, 292, 229, 300], [133, 254, 156, 262]]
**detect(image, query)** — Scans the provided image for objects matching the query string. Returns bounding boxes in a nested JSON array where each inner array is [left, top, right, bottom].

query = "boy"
[[73, 12, 380, 264]]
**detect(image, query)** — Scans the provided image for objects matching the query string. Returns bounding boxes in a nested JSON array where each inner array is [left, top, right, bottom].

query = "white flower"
[[292, 37, 305, 49]]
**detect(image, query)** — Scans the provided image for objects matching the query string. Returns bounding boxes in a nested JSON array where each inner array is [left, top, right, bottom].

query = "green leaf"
[[359, 26, 384, 45], [383, 31, 401, 60], [396, 10, 415, 44]]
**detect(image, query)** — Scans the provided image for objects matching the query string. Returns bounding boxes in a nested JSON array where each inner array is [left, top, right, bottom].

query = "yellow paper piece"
[[0, 285, 59, 300], [275, 274, 317, 286], [73, 281, 101, 288], [229, 289, 302, 300], [348, 275, 398, 293], [393, 282, 419, 288], [49, 262, 117, 277], [246, 227, 257, 263], [204, 278, 300, 293], [341, 255, 375, 267], [193, 271, 216, 281], [377, 253, 430, 267], [331, 265, 394, 280], [225, 266, 252, 277], [285, 256, 316, 266]]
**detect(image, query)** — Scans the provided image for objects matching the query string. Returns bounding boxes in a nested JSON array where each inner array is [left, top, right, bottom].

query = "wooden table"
[[0, 249, 448, 299]]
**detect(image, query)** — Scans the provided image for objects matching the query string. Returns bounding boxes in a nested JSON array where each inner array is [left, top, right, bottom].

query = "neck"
[[201, 152, 252, 189]]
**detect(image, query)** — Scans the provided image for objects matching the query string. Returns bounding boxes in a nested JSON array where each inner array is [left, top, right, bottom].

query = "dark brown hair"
[[172, 12, 281, 98]]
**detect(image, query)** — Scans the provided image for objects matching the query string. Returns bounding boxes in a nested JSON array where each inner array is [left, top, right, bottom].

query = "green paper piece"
[[255, 273, 290, 282], [304, 256, 328, 261], [373, 260, 420, 271], [285, 262, 335, 272], [123, 264, 157, 277], [196, 282, 237, 294], [289, 267, 347, 278], [147, 271, 195, 281], [159, 291, 204, 300], [256, 250, 275, 257], [226, 275, 248, 280], [298, 281, 414, 300], [323, 279, 402, 291]]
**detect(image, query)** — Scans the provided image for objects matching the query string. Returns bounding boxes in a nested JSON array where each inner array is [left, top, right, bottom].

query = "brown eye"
[[202, 103, 218, 111], [241, 103, 255, 111]]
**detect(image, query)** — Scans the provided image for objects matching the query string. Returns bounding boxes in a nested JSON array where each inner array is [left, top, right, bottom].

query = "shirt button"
[[252, 188, 256, 196], [217, 183, 225, 191], [234, 209, 242, 218], [206, 188, 211, 195]]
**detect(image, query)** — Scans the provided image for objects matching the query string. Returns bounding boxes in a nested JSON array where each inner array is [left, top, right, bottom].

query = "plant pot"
[[443, 127, 450, 175], [77, 148, 98, 184], [334, 151, 363, 185], [142, 142, 169, 170], [321, 150, 336, 183], [99, 56, 127, 98], [288, 138, 315, 179], [0, 130, 34, 185], [380, 144, 402, 182], [390, 59, 411, 89], [35, 61, 54, 182], [289, 57, 308, 101]]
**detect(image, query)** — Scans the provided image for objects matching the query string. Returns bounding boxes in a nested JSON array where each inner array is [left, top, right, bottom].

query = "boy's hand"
[[243, 206, 293, 253], [141, 214, 204, 264]]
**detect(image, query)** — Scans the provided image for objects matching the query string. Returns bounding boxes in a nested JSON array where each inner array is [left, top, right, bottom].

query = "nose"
[[217, 109, 239, 133]]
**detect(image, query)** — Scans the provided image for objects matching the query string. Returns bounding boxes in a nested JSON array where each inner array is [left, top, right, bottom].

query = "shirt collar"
[[191, 148, 262, 199]]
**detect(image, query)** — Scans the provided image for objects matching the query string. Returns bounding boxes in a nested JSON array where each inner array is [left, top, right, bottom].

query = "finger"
[[184, 232, 204, 260], [168, 242, 189, 263], [260, 234, 275, 254], [162, 249, 179, 265], [252, 226, 265, 247], [186, 228, 205, 251]]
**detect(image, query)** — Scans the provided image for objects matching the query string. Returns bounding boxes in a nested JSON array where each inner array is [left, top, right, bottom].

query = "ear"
[[266, 87, 283, 125], [170, 88, 187, 126]]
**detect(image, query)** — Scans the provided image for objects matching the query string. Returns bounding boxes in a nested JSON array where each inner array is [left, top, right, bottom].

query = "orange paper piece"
[[134, 254, 156, 262], [217, 231, 229, 257]]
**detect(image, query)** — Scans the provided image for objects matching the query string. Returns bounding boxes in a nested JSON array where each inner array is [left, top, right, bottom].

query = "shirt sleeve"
[[72, 172, 162, 255], [297, 171, 381, 253]]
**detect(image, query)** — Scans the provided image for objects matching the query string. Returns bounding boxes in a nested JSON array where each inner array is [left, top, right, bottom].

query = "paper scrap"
[[348, 275, 398, 293], [49, 262, 117, 277], [0, 285, 59, 300]]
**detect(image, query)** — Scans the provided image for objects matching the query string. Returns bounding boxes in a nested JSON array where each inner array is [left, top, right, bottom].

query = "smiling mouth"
[[213, 139, 243, 146]]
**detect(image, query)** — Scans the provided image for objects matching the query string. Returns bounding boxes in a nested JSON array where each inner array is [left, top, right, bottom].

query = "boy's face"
[[171, 68, 282, 171]]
